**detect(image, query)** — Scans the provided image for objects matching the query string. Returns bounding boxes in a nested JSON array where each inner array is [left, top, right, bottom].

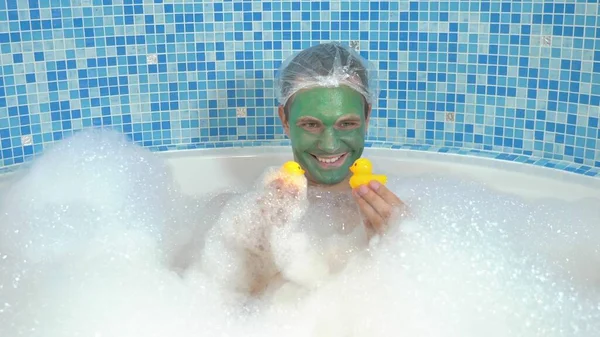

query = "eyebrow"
[[336, 115, 362, 122], [296, 116, 322, 123]]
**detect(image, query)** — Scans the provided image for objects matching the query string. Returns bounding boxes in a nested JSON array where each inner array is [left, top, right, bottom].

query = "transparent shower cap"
[[275, 42, 379, 107]]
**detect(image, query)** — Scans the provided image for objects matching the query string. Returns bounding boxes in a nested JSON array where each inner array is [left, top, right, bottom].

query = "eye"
[[339, 121, 360, 129], [301, 122, 320, 129]]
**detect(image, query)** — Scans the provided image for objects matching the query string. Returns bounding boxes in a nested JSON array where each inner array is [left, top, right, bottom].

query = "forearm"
[[199, 193, 281, 294]]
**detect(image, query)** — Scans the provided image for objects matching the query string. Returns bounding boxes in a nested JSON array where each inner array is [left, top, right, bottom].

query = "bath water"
[[0, 129, 598, 337]]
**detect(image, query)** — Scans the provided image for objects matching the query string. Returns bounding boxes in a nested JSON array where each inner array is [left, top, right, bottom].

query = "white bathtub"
[[1, 145, 599, 336], [156, 147, 600, 202], [0, 146, 598, 202]]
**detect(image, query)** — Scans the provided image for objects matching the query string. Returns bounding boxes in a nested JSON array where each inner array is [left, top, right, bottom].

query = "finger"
[[363, 219, 377, 239], [281, 180, 300, 195], [267, 177, 285, 189], [287, 186, 300, 197], [368, 181, 403, 207], [265, 178, 289, 199], [355, 184, 394, 220], [276, 182, 299, 199], [353, 190, 385, 233]]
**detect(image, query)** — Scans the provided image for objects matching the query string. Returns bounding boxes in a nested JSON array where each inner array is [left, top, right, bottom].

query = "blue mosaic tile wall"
[[0, 0, 599, 174]]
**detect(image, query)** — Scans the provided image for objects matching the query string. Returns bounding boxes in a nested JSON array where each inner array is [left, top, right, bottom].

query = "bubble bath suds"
[[0, 129, 599, 337]]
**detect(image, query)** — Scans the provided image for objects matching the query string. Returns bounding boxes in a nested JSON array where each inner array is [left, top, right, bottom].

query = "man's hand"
[[352, 180, 406, 237], [265, 177, 301, 199], [256, 177, 304, 225]]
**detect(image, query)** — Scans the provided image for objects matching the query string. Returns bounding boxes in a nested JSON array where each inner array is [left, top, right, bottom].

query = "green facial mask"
[[287, 86, 367, 185]]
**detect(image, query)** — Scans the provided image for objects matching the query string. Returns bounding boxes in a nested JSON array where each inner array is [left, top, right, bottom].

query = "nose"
[[317, 128, 340, 153]]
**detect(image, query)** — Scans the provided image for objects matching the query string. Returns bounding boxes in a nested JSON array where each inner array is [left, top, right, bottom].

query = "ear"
[[364, 104, 372, 130], [278, 105, 290, 137]]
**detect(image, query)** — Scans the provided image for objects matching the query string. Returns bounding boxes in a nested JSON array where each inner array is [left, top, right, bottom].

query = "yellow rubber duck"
[[349, 158, 387, 189], [281, 161, 305, 176], [277, 161, 307, 190]]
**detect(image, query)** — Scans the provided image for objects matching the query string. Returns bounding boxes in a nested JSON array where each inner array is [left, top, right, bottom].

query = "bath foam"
[[0, 129, 204, 335], [0, 129, 189, 265], [198, 165, 314, 294], [0, 128, 598, 337], [204, 175, 600, 336], [389, 175, 600, 290], [256, 175, 600, 336]]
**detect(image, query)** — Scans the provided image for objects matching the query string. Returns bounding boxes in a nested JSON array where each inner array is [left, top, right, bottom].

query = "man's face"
[[281, 86, 369, 185]]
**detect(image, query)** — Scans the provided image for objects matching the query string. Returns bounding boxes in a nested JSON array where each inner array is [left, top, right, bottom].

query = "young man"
[[195, 43, 406, 296], [276, 42, 405, 236]]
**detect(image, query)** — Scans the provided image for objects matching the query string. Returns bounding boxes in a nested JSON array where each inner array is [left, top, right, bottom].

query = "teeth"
[[316, 155, 343, 163]]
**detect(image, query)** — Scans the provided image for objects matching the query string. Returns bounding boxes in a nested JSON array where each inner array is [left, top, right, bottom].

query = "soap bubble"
[[0, 129, 186, 266], [0, 128, 599, 337]]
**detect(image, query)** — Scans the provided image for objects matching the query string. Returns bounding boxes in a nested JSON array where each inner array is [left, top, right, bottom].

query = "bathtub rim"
[[156, 145, 599, 188], [0, 145, 598, 192]]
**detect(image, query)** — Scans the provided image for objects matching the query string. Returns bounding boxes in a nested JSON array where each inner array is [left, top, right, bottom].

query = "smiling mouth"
[[310, 153, 349, 168]]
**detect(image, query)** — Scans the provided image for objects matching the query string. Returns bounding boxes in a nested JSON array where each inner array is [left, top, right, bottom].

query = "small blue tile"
[[0, 0, 596, 178]]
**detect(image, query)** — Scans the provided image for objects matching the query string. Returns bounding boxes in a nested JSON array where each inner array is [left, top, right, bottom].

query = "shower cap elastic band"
[[275, 42, 379, 107]]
